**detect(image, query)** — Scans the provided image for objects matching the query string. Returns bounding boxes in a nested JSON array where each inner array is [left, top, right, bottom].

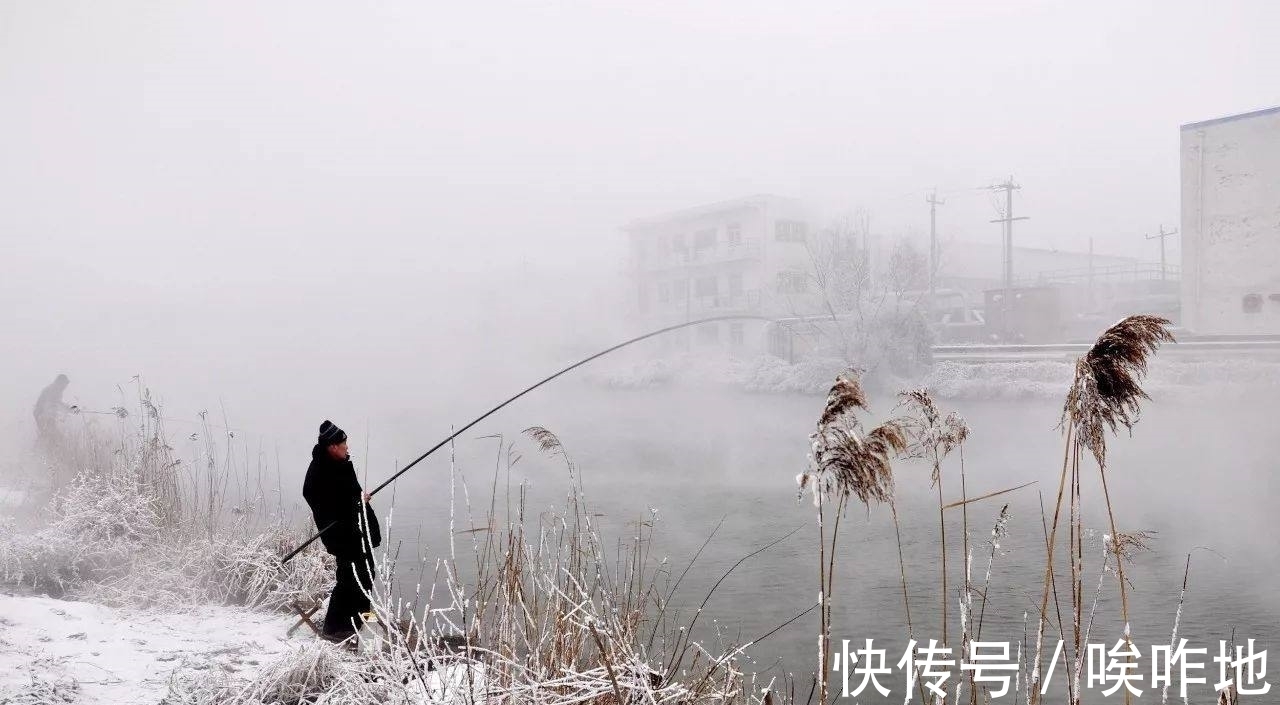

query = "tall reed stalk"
[[1031, 314, 1173, 705], [799, 371, 905, 704], [899, 389, 969, 662]]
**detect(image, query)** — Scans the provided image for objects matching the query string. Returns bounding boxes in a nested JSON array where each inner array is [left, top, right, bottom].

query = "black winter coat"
[[302, 444, 381, 557]]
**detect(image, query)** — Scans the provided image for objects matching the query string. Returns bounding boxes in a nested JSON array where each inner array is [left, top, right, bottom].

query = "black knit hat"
[[318, 419, 347, 446]]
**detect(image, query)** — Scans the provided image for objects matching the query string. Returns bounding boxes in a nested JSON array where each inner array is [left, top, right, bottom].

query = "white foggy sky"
[[1, 0, 1277, 438], [4, 1, 1277, 274]]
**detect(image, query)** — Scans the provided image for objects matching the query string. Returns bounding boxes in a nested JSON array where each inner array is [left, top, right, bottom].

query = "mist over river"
[[330, 382, 1280, 698]]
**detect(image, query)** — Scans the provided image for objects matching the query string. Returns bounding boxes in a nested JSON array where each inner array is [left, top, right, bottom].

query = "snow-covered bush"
[[0, 470, 159, 594], [1, 672, 80, 705], [590, 356, 678, 389], [1, 386, 330, 610], [191, 521, 333, 611], [52, 471, 164, 543], [165, 643, 347, 705], [731, 355, 843, 394], [923, 360, 1073, 400], [67, 519, 333, 612], [165, 639, 487, 705]]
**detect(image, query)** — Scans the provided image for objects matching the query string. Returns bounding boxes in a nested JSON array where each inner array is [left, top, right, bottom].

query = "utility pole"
[[1088, 237, 1095, 310], [926, 189, 945, 305], [989, 177, 1029, 339], [1146, 225, 1178, 281]]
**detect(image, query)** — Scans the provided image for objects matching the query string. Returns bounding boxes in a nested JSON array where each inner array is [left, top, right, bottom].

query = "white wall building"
[[1181, 106, 1280, 335], [625, 195, 815, 352]]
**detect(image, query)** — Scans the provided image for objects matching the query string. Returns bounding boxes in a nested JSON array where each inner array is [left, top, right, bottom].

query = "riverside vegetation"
[[2, 316, 1249, 704]]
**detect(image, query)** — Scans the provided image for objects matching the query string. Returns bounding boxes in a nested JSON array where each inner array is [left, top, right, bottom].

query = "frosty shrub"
[[0, 672, 81, 705], [847, 306, 934, 381], [165, 643, 346, 705], [0, 470, 160, 594], [1, 471, 330, 608], [2, 385, 330, 610], [51, 470, 164, 543], [164, 640, 484, 705], [733, 355, 842, 394], [76, 519, 333, 611], [592, 356, 678, 389], [193, 521, 333, 611]]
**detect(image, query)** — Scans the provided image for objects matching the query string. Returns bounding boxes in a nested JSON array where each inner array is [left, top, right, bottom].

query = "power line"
[[988, 177, 1029, 289], [988, 177, 1029, 339], [926, 189, 945, 301], [1145, 225, 1178, 281]]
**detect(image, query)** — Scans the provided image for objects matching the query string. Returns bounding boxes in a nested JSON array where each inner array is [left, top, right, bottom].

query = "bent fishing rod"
[[281, 314, 772, 564]]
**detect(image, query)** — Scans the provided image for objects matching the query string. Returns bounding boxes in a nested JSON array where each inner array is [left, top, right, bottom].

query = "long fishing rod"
[[281, 314, 771, 564]]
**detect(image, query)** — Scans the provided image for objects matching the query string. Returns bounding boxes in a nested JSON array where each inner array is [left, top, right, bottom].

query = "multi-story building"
[[624, 194, 815, 352], [1181, 105, 1280, 335]]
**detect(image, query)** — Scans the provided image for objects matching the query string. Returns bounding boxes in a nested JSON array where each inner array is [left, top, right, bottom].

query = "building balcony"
[[652, 289, 763, 315], [634, 239, 763, 271]]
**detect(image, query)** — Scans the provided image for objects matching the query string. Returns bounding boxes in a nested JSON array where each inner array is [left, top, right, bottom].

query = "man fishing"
[[302, 419, 382, 642], [281, 315, 763, 569], [33, 373, 71, 450]]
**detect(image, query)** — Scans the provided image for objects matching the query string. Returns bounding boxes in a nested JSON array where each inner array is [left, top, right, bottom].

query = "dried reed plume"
[[802, 371, 906, 704], [807, 373, 905, 505], [1108, 530, 1157, 564], [1061, 315, 1174, 466], [899, 388, 969, 484], [1033, 315, 1172, 705], [817, 372, 868, 428], [898, 387, 969, 654], [522, 425, 565, 457]]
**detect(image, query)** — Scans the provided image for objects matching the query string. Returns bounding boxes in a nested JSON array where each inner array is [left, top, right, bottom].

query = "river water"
[[370, 382, 1279, 702]]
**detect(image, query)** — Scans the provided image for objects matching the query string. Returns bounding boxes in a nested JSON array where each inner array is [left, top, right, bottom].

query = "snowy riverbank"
[[0, 592, 296, 704]]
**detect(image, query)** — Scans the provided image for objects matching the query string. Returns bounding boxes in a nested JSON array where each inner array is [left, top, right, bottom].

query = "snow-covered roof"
[[1181, 105, 1280, 131], [623, 194, 804, 230]]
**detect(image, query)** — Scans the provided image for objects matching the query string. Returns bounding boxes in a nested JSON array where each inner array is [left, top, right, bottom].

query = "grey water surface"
[[373, 383, 1278, 702]]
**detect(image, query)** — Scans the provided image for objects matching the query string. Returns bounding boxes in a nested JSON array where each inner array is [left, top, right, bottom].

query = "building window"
[[775, 220, 807, 242], [726, 223, 742, 247], [694, 228, 717, 252], [777, 270, 808, 294], [728, 272, 743, 297], [638, 282, 648, 313], [768, 323, 790, 359], [729, 322, 744, 347], [672, 233, 687, 256], [697, 322, 719, 345], [695, 276, 718, 298], [657, 281, 670, 304], [672, 278, 689, 301]]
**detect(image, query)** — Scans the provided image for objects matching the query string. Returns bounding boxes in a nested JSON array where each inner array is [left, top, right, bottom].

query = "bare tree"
[[789, 215, 932, 382], [888, 237, 929, 296]]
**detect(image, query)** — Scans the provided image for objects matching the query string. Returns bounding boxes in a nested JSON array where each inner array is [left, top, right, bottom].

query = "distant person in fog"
[[33, 374, 72, 449]]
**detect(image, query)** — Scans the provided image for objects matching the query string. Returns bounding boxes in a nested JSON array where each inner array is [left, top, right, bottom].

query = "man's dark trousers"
[[324, 553, 374, 636]]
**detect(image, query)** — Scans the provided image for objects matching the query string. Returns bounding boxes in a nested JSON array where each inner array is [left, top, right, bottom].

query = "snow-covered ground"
[[0, 592, 299, 704]]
